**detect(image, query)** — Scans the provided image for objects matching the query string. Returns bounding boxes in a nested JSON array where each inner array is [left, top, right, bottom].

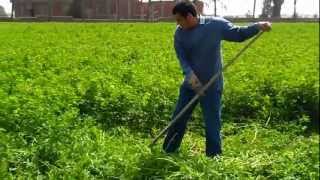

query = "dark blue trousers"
[[163, 82, 222, 157]]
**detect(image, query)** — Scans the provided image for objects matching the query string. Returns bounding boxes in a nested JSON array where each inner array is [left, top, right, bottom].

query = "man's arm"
[[174, 33, 203, 94], [219, 18, 271, 42], [174, 33, 193, 80]]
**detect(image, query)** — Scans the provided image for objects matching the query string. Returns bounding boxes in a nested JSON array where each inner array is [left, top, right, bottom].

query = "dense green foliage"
[[0, 22, 318, 179]]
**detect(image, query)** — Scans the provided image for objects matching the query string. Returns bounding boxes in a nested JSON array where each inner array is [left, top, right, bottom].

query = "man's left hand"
[[188, 72, 205, 96]]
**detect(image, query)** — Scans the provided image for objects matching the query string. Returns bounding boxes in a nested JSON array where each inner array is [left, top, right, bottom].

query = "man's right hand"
[[256, 21, 272, 32]]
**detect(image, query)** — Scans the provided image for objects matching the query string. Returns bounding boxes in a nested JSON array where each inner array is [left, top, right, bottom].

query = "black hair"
[[172, 1, 197, 17]]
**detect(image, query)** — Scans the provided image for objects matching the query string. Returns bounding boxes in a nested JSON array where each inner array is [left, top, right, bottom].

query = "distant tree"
[[207, 0, 222, 16], [246, 10, 252, 18], [192, 0, 204, 16], [0, 5, 7, 17], [272, 0, 284, 18], [202, 0, 218, 16], [261, 0, 284, 18], [261, 0, 272, 18]]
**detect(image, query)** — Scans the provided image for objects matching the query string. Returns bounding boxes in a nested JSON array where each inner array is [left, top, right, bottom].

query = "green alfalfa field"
[[0, 22, 318, 179]]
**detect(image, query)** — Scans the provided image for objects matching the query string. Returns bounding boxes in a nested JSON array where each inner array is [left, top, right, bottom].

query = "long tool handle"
[[150, 32, 264, 147]]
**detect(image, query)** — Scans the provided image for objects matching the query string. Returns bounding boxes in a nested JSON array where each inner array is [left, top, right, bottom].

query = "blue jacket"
[[174, 16, 260, 91]]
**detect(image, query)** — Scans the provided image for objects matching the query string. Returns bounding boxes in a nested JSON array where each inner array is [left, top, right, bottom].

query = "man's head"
[[172, 1, 198, 30]]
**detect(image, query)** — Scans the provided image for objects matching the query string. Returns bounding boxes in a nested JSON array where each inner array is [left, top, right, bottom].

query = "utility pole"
[[81, 0, 85, 19], [213, 0, 217, 16], [147, 0, 155, 21], [160, 0, 164, 18], [293, 0, 297, 18], [151, 0, 154, 21], [253, 0, 256, 18], [117, 0, 120, 20], [128, 0, 131, 19], [147, 0, 151, 21], [11, 0, 14, 19], [48, 0, 52, 20], [106, 0, 111, 19]]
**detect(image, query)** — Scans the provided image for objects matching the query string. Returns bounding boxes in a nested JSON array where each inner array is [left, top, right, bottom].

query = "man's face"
[[175, 13, 194, 30]]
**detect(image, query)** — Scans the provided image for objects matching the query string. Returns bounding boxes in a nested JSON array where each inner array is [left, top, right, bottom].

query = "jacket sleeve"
[[174, 32, 193, 79], [219, 18, 260, 42]]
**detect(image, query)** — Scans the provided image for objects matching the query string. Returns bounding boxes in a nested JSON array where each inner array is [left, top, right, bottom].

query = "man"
[[163, 1, 271, 157]]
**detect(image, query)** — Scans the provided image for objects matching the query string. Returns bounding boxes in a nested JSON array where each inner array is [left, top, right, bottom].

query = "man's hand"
[[188, 72, 204, 96], [256, 21, 272, 32]]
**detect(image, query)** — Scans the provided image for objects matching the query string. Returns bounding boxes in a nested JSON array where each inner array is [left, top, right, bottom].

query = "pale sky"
[[1, 0, 319, 17], [204, 0, 319, 17]]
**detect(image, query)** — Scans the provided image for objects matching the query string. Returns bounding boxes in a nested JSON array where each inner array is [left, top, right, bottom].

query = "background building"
[[11, 0, 204, 20]]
